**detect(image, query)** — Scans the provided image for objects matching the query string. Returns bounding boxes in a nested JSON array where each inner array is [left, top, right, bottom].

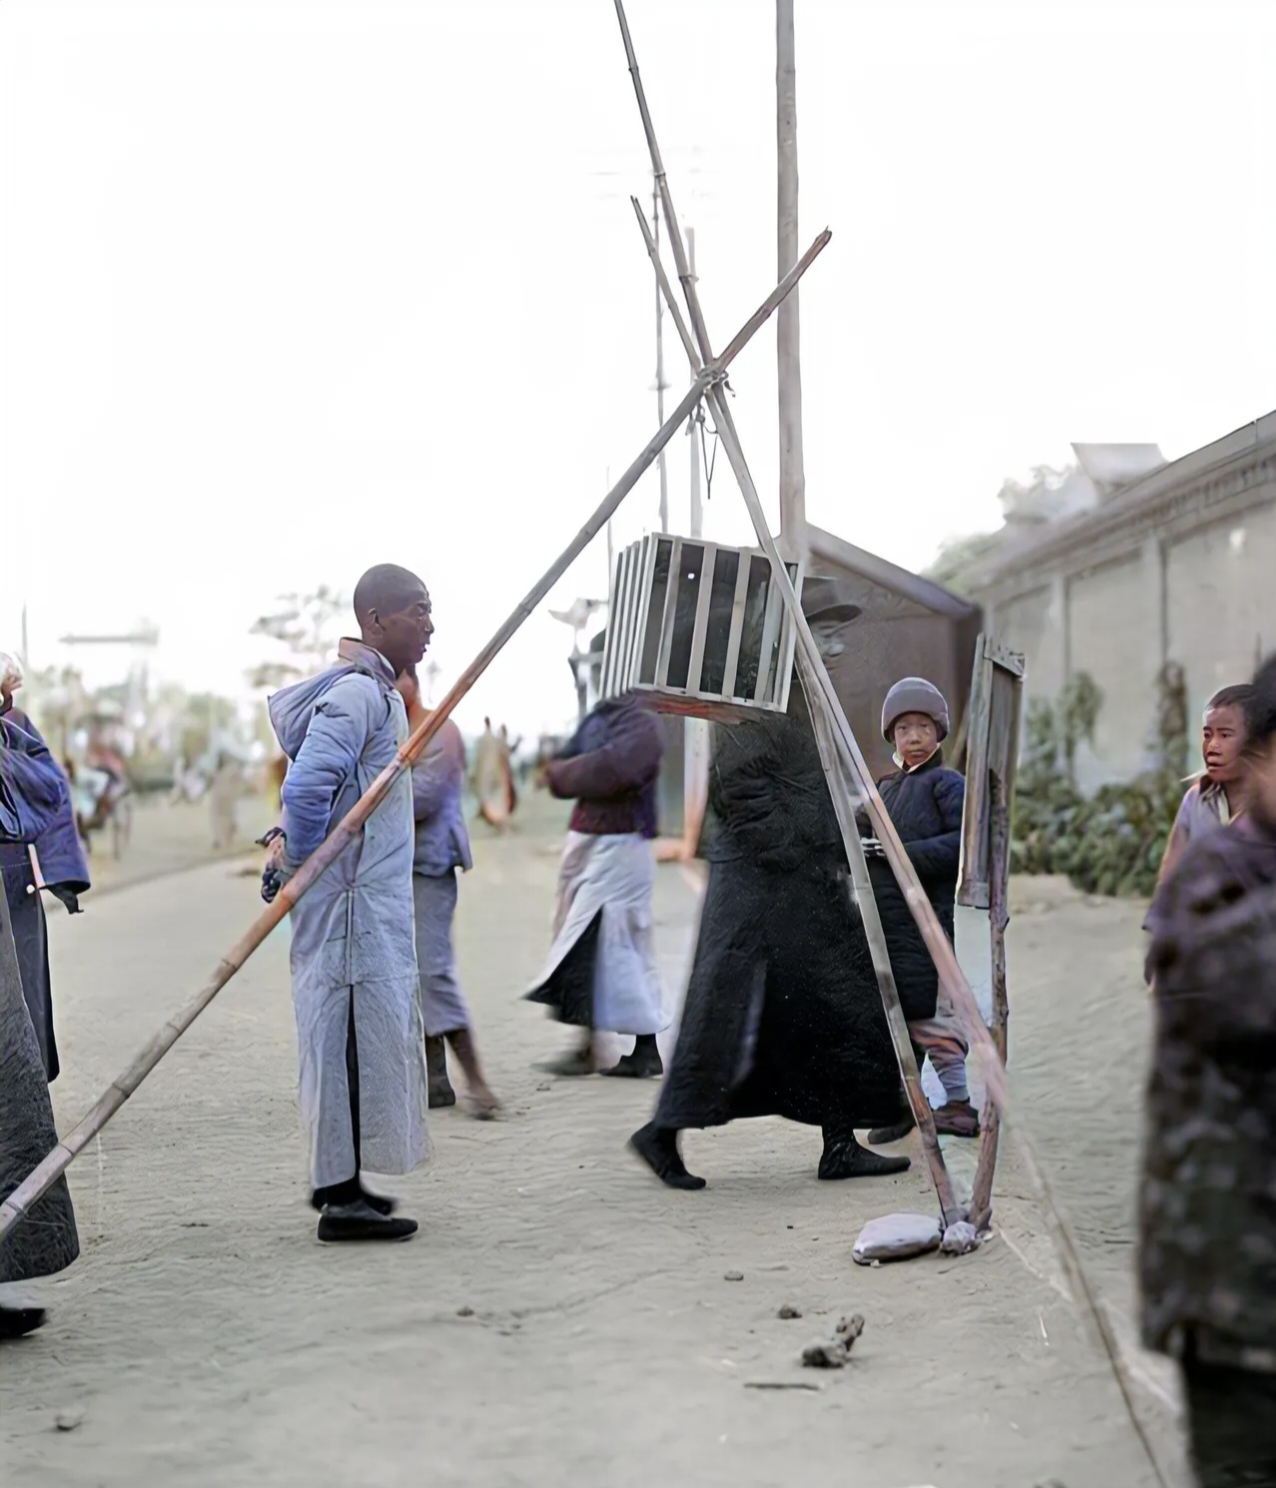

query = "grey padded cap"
[[882, 677, 950, 741]]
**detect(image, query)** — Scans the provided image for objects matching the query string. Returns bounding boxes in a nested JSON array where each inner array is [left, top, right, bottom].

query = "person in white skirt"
[[525, 693, 667, 1077]]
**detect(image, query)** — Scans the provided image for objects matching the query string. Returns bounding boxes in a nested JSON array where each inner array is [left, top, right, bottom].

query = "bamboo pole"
[[776, 0, 807, 559], [806, 672, 959, 1224], [0, 241, 830, 1244], [615, 18, 1171, 1481]]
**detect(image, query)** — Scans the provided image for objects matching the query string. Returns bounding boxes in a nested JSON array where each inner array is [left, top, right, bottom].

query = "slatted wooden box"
[[599, 535, 804, 722]]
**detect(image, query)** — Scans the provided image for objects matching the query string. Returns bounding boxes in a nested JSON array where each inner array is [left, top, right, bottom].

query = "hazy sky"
[[4, 0, 1275, 736]]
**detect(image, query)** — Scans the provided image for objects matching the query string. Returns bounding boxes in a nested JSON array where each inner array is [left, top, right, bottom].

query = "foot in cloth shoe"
[[602, 1037, 663, 1079], [867, 1114, 917, 1146], [425, 1035, 457, 1108], [629, 1122, 706, 1190], [317, 1199, 418, 1243], [539, 1044, 596, 1077], [309, 1183, 398, 1216], [0, 1305, 47, 1340], [932, 1099, 980, 1137], [818, 1136, 911, 1180]]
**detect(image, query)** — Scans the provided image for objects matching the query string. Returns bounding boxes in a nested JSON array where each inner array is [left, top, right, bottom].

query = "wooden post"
[[968, 773, 1011, 1232], [776, 0, 806, 559], [0, 239, 831, 1244]]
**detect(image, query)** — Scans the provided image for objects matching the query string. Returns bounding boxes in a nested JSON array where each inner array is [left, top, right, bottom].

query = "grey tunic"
[[273, 644, 429, 1190]]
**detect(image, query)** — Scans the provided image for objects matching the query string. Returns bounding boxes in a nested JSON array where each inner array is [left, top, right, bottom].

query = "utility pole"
[[687, 227, 703, 540], [776, 0, 807, 561], [653, 181, 670, 533]]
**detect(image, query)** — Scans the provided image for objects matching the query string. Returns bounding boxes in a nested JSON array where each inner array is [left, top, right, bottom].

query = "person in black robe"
[[0, 664, 91, 1083], [0, 691, 80, 1339], [629, 581, 912, 1189]]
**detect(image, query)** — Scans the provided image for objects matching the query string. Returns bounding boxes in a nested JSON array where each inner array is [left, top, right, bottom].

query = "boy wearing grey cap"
[[860, 677, 978, 1141]]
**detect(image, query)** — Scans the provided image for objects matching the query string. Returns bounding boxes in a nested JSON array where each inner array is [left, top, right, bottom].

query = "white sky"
[[4, 0, 1276, 737]]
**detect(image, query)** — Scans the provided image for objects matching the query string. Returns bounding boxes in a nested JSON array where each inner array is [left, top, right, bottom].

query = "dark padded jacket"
[[1141, 815, 1276, 1372], [546, 695, 663, 839], [860, 752, 965, 1021]]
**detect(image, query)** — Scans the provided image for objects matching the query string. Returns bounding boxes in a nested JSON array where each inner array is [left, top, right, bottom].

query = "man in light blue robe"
[[265, 565, 433, 1243]]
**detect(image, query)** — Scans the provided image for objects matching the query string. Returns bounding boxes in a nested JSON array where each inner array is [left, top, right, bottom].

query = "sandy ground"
[[2, 793, 1187, 1488], [83, 795, 276, 898]]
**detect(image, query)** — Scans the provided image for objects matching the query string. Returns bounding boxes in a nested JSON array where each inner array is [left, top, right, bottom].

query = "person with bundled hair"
[[1142, 654, 1276, 1487], [1156, 683, 1256, 887]]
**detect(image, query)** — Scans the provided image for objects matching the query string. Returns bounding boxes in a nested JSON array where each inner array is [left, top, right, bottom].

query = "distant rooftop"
[[1071, 443, 1165, 493]]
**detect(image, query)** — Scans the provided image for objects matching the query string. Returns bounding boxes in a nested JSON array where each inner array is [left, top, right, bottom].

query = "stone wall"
[[970, 414, 1276, 789]]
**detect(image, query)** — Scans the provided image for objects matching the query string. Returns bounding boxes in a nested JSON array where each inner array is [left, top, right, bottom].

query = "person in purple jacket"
[[395, 664, 499, 1118], [525, 692, 667, 1078]]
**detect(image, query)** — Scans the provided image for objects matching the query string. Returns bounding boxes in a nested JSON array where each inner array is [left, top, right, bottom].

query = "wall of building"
[[982, 486, 1276, 790], [1165, 503, 1276, 722], [1067, 552, 1158, 791]]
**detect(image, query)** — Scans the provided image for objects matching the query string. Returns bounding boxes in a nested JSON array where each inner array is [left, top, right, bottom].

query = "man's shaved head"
[[353, 564, 433, 673], [353, 564, 427, 625]]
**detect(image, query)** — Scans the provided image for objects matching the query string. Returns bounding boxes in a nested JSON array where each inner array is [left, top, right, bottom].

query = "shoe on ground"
[[932, 1099, 981, 1138], [0, 1305, 47, 1340], [602, 1047, 664, 1079], [309, 1185, 397, 1216], [317, 1199, 418, 1243], [629, 1122, 706, 1190], [538, 1048, 596, 1077], [428, 1078, 458, 1109], [818, 1138, 911, 1180], [867, 1113, 917, 1146]]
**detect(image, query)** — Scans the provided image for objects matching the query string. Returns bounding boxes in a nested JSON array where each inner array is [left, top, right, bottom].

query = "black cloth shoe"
[[818, 1135, 911, 1180], [629, 1122, 706, 1190], [317, 1199, 418, 1242], [0, 1305, 47, 1340], [539, 1040, 596, 1077], [602, 1037, 663, 1079], [867, 1113, 917, 1146], [309, 1181, 397, 1216]]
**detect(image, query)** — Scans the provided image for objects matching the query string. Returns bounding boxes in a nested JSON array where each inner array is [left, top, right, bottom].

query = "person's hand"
[[257, 827, 289, 904]]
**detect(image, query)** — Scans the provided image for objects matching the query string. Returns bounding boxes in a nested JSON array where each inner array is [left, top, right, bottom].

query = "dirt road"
[[2, 796, 1183, 1487]]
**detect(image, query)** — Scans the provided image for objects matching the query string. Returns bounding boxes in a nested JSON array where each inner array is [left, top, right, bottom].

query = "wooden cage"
[[599, 534, 804, 723]]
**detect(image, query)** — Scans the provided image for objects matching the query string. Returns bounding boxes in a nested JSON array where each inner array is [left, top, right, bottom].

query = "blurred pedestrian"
[[263, 565, 432, 1243], [526, 692, 666, 1077], [209, 750, 241, 849], [1, 665, 81, 1339], [860, 678, 976, 1143], [500, 725, 519, 820], [395, 665, 499, 1119], [473, 718, 510, 832], [1142, 655, 1276, 1487]]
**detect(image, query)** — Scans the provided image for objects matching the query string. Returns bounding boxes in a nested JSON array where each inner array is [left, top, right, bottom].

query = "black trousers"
[[1185, 1357, 1276, 1487]]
